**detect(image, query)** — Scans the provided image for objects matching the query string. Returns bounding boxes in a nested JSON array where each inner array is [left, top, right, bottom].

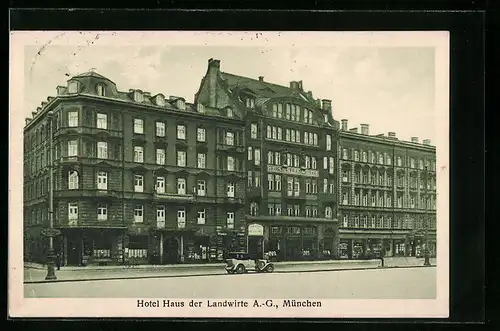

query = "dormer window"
[[227, 107, 233, 118], [197, 103, 205, 114], [155, 95, 165, 106], [246, 98, 255, 108], [176, 99, 186, 110], [134, 90, 144, 103], [96, 84, 106, 96], [68, 81, 78, 94]]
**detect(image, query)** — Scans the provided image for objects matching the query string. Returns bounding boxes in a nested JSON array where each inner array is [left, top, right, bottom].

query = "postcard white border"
[[9, 31, 450, 318]]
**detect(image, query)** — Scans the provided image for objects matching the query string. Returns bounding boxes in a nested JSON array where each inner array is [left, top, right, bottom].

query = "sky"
[[22, 34, 437, 142]]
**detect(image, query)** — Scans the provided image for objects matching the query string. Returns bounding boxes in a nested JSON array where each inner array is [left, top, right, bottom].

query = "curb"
[[24, 265, 436, 285]]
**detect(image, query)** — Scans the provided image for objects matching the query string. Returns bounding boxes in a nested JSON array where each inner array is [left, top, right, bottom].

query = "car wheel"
[[236, 264, 245, 274], [266, 265, 274, 273]]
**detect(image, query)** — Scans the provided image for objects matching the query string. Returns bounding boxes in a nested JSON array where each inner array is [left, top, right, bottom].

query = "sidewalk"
[[23, 257, 436, 284]]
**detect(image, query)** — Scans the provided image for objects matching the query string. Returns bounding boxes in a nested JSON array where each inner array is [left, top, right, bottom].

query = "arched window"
[[68, 170, 79, 190], [96, 84, 106, 96], [325, 206, 333, 219]]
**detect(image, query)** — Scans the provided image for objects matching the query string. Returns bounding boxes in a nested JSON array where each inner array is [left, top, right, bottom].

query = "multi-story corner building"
[[194, 59, 340, 261], [24, 71, 247, 266], [337, 119, 437, 259], [23, 58, 436, 266]]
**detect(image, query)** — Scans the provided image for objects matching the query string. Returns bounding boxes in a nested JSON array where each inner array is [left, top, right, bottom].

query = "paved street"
[[24, 266, 436, 299]]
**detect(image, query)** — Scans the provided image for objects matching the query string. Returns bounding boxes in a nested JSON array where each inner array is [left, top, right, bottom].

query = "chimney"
[[315, 99, 322, 108], [411, 137, 419, 143], [207, 58, 221, 108], [258, 76, 264, 82], [307, 91, 313, 99], [360, 124, 370, 135], [298, 80, 303, 90], [56, 86, 65, 95], [341, 119, 348, 131], [321, 99, 332, 112], [349, 127, 358, 133], [289, 81, 299, 89], [423, 139, 431, 145], [388, 132, 396, 138]]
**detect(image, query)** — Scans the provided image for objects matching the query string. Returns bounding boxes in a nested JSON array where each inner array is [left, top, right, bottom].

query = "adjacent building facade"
[[23, 58, 436, 266], [337, 121, 437, 259]]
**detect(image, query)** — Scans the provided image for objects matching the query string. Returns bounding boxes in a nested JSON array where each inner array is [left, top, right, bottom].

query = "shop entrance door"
[[66, 235, 81, 266], [247, 236, 263, 259], [163, 237, 179, 264]]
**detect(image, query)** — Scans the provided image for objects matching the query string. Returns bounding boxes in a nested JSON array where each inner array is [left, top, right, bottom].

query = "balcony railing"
[[216, 143, 245, 153], [55, 126, 123, 139], [153, 192, 195, 202]]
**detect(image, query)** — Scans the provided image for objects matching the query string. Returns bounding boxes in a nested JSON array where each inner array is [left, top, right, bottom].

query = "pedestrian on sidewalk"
[[56, 253, 61, 270]]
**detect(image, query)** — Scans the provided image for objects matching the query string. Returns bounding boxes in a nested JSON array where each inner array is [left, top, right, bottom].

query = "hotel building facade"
[[23, 58, 435, 266]]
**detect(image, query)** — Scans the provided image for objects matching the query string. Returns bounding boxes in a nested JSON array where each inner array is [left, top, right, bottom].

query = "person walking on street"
[[56, 253, 61, 270]]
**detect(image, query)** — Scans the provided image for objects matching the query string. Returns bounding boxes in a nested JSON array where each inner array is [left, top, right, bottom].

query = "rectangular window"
[[277, 127, 283, 140], [227, 156, 235, 171], [248, 147, 253, 161], [326, 134, 332, 151], [97, 204, 107, 221], [227, 182, 235, 197], [134, 118, 144, 134], [177, 150, 186, 167], [129, 205, 143, 225], [156, 148, 165, 165], [197, 180, 206, 196], [304, 132, 309, 145], [251, 123, 258, 139], [313, 133, 318, 146], [268, 204, 275, 216], [68, 111, 78, 127], [97, 113, 107, 129], [134, 174, 144, 192], [275, 204, 282, 216], [97, 141, 108, 159], [248, 171, 253, 187], [197, 153, 206, 169], [291, 130, 296, 143], [156, 176, 165, 194], [294, 205, 300, 216], [177, 124, 186, 140], [197, 209, 206, 225], [226, 212, 235, 229], [329, 157, 335, 174], [275, 174, 282, 192], [177, 209, 186, 229], [305, 179, 311, 193], [272, 126, 277, 140], [254, 148, 261, 165], [275, 152, 281, 165], [197, 127, 206, 142], [157, 205, 165, 223], [68, 202, 78, 220], [68, 140, 78, 157], [287, 177, 293, 196], [97, 171, 107, 190], [226, 132, 234, 146], [323, 178, 328, 193], [323, 156, 328, 170], [68, 170, 79, 190], [156, 122, 166, 137], [267, 125, 272, 139], [133, 146, 144, 163], [294, 179, 300, 196], [177, 178, 186, 195], [255, 171, 261, 187]]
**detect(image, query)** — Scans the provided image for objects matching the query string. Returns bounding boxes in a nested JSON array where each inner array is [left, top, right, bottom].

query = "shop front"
[[267, 225, 320, 262], [59, 227, 127, 266]]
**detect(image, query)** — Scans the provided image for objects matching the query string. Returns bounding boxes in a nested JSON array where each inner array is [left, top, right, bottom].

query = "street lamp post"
[[423, 166, 431, 266], [45, 111, 57, 280]]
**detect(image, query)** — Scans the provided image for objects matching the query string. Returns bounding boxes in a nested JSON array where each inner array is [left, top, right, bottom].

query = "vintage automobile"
[[225, 252, 275, 274]]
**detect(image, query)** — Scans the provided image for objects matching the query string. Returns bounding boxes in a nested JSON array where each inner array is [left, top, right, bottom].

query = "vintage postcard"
[[9, 30, 449, 318]]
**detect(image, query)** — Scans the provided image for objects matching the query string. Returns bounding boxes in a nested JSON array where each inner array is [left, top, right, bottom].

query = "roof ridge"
[[220, 71, 291, 90]]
